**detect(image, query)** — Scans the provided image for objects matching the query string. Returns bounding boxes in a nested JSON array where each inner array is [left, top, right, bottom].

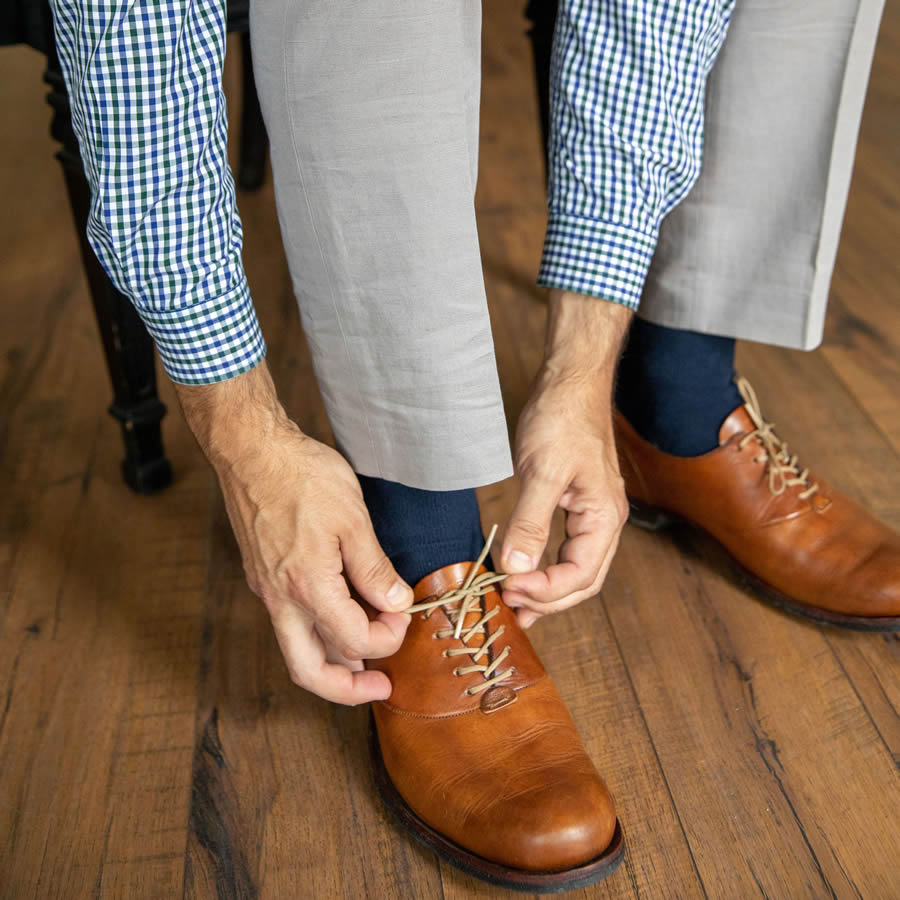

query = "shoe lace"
[[735, 376, 819, 500], [402, 525, 513, 696]]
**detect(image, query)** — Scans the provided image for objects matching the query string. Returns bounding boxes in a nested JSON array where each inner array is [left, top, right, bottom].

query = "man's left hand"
[[500, 291, 632, 628]]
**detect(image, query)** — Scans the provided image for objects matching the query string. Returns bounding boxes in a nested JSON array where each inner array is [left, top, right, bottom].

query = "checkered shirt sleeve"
[[540, 0, 735, 309], [50, 0, 266, 384]]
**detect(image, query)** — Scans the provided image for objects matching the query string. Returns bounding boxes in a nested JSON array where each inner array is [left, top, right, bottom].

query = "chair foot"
[[109, 398, 173, 495]]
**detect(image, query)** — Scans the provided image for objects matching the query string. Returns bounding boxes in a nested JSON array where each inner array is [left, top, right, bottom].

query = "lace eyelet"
[[465, 688, 475, 695], [453, 667, 461, 676], [442, 649, 450, 658]]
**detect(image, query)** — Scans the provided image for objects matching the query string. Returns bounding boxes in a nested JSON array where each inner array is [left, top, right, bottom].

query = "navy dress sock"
[[615, 318, 743, 457], [357, 476, 487, 589]]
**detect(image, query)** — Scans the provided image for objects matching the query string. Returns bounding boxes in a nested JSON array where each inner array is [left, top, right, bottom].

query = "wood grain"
[[2, 1, 899, 897]]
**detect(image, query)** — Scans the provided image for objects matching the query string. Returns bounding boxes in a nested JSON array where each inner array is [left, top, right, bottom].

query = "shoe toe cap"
[[475, 774, 618, 872]]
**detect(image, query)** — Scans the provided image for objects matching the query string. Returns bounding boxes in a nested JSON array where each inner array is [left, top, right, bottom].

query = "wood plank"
[[821, 0, 900, 455], [605, 521, 899, 899], [737, 341, 900, 765], [180, 496, 445, 899], [1, 48, 209, 900], [0, 226, 206, 900], [468, 483, 705, 900], [178, 46, 445, 900], [3, 0, 900, 896], [468, 5, 704, 896]]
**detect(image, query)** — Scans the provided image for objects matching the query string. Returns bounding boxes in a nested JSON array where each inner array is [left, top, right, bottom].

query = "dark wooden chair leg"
[[525, 0, 558, 179], [43, 43, 173, 495], [238, 31, 268, 191]]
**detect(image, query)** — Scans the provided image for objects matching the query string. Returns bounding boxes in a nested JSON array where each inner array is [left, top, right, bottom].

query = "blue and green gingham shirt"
[[51, 0, 733, 386]]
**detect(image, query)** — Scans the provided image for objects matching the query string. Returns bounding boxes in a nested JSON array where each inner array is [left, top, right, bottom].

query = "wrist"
[[174, 361, 297, 470], [541, 290, 633, 387]]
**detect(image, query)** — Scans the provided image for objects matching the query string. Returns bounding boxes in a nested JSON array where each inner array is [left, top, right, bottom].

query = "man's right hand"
[[175, 362, 412, 705]]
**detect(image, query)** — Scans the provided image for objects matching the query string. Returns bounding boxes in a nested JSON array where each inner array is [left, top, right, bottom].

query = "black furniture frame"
[[17, 0, 557, 494], [22, 1, 268, 493]]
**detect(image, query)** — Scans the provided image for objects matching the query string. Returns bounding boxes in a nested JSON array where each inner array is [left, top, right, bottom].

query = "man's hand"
[[175, 362, 412, 704], [500, 291, 633, 628]]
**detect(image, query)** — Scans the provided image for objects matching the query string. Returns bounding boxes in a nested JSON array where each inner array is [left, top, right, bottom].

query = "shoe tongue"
[[412, 561, 488, 604], [412, 561, 494, 651], [718, 405, 755, 445]]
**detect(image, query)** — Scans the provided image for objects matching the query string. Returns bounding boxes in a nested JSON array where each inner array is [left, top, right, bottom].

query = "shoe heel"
[[628, 499, 675, 531]]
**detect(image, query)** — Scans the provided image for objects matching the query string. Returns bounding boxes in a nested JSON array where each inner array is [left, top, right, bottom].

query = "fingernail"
[[386, 581, 410, 609], [520, 611, 539, 629], [504, 550, 533, 574]]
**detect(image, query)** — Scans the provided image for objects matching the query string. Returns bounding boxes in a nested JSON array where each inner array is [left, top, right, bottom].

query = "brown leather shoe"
[[368, 552, 623, 892], [615, 377, 900, 631]]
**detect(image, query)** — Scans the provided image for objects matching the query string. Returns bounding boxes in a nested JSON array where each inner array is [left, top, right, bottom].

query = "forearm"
[[50, 0, 266, 385], [501, 289, 631, 607], [541, 290, 633, 391], [174, 364, 411, 707], [174, 361, 296, 472]]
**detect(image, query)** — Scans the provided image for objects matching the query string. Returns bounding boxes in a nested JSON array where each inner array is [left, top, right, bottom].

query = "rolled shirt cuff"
[[538, 214, 659, 310], [139, 276, 267, 385]]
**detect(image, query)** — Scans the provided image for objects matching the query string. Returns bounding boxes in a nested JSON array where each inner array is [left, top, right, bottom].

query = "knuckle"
[[511, 518, 550, 544], [284, 572, 316, 610], [341, 640, 367, 661], [518, 456, 561, 486], [243, 566, 265, 599], [344, 502, 369, 532], [284, 566, 309, 594], [383, 629, 405, 653], [574, 571, 594, 592], [359, 553, 395, 587], [287, 668, 307, 689], [257, 586, 285, 616]]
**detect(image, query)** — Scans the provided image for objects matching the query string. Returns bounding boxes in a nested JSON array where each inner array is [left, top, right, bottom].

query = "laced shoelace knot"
[[735, 376, 819, 500], [402, 525, 513, 695]]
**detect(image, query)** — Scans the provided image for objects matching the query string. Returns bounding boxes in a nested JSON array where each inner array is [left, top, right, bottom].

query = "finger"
[[507, 515, 623, 617], [310, 664, 394, 705], [323, 631, 365, 672], [303, 573, 409, 661], [271, 605, 394, 704], [341, 519, 414, 613], [503, 506, 620, 605], [501, 468, 565, 575], [560, 513, 622, 592], [501, 587, 544, 627]]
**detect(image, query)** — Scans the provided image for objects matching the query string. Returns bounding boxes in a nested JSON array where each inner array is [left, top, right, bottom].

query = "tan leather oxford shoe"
[[368, 556, 623, 892], [615, 377, 900, 631]]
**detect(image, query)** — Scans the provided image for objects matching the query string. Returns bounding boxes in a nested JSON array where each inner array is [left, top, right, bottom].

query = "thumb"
[[342, 522, 414, 613], [501, 469, 563, 574]]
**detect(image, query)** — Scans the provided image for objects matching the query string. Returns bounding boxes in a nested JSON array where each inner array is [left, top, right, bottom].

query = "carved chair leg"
[[43, 45, 172, 495], [238, 30, 269, 191], [525, 0, 558, 179]]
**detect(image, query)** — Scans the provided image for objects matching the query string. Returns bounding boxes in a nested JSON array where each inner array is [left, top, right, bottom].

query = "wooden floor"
[[2, 3, 899, 898]]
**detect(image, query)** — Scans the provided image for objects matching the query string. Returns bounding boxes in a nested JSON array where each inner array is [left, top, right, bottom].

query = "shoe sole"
[[628, 499, 900, 633], [368, 714, 626, 893]]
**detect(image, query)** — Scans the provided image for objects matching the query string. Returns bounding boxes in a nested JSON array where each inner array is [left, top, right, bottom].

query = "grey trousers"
[[251, 0, 882, 490], [642, 0, 885, 349], [250, 0, 512, 490]]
